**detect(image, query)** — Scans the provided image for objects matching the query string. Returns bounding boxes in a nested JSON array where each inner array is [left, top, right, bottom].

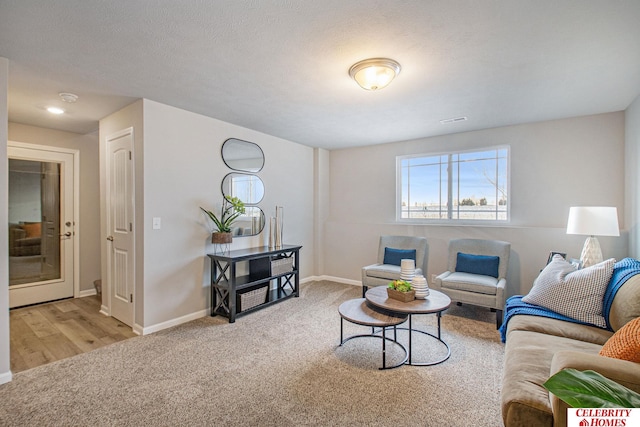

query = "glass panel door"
[[8, 159, 61, 286]]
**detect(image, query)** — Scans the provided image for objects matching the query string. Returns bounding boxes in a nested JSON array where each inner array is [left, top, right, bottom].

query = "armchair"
[[433, 238, 510, 328], [361, 235, 428, 297]]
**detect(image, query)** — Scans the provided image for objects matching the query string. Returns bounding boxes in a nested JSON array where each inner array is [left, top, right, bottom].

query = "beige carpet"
[[0, 281, 504, 426]]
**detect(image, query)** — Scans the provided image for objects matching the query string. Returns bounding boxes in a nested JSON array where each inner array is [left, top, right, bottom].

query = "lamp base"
[[580, 236, 603, 268]]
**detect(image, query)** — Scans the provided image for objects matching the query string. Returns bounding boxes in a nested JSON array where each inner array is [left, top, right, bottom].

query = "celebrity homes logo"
[[568, 408, 639, 426]]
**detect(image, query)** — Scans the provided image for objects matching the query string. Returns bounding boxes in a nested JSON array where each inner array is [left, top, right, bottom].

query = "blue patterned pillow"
[[383, 247, 416, 266], [522, 255, 615, 328], [455, 252, 500, 278]]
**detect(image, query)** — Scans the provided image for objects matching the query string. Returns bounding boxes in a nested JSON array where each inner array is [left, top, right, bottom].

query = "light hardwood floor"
[[10, 295, 137, 373]]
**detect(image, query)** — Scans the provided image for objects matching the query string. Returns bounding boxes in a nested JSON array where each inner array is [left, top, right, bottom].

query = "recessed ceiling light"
[[439, 117, 467, 124], [47, 106, 65, 115], [59, 92, 78, 103]]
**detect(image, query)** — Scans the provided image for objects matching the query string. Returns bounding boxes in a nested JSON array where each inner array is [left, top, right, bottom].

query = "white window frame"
[[396, 145, 510, 224]]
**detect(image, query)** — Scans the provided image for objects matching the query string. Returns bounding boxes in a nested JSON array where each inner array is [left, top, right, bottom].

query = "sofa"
[[9, 222, 42, 256], [501, 260, 640, 427]]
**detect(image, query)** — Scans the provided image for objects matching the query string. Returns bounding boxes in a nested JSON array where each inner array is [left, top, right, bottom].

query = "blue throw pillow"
[[383, 247, 417, 266], [455, 252, 500, 278]]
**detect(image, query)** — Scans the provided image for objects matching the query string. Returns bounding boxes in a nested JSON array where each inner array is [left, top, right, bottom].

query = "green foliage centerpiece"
[[387, 279, 415, 302], [200, 196, 245, 243]]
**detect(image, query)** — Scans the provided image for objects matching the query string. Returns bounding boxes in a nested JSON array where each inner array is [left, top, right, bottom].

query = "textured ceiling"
[[1, 0, 640, 150]]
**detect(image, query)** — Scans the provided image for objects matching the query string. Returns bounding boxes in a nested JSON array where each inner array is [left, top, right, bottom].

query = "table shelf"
[[207, 245, 302, 323]]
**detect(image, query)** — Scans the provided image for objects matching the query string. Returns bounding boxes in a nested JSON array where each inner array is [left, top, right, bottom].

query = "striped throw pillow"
[[522, 255, 615, 328]]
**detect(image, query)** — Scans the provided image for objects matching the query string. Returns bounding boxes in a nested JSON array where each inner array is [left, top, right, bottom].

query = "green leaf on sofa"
[[543, 369, 640, 408]]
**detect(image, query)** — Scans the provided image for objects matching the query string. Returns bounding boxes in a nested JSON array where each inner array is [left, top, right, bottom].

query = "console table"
[[207, 245, 302, 323]]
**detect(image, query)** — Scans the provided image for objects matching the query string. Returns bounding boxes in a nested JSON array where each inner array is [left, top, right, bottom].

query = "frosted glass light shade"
[[349, 58, 401, 91]]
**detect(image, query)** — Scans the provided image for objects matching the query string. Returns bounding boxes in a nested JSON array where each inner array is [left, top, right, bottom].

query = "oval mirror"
[[221, 138, 265, 173], [230, 206, 265, 237], [221, 173, 265, 205]]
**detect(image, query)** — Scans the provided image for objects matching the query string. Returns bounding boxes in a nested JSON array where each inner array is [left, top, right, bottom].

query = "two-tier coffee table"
[[365, 286, 452, 366]]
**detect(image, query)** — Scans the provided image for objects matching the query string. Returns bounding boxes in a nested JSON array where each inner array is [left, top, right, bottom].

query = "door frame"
[[7, 141, 80, 300]]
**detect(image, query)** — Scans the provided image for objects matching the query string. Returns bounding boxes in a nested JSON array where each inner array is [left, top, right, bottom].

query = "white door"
[[8, 144, 76, 308], [106, 128, 135, 326]]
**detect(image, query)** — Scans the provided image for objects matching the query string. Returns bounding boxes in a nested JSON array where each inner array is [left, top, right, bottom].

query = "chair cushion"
[[364, 264, 423, 281], [455, 252, 500, 278], [440, 272, 498, 295], [522, 255, 615, 329], [383, 247, 416, 266]]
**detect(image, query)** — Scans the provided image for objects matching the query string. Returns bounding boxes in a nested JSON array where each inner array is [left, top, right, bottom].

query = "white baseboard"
[[311, 275, 362, 287], [99, 305, 110, 316], [140, 308, 209, 335], [0, 370, 13, 385], [78, 289, 97, 298], [133, 277, 361, 336], [132, 324, 144, 335]]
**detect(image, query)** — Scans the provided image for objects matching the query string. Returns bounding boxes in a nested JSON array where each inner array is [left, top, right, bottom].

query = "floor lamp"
[[566, 207, 619, 268]]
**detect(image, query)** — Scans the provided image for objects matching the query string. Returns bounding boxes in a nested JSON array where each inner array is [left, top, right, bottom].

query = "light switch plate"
[[152, 217, 161, 230]]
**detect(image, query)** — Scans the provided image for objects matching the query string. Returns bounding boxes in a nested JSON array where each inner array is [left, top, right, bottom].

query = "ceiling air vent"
[[439, 116, 467, 124]]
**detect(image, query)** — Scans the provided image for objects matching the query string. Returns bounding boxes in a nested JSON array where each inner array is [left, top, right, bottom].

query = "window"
[[398, 147, 509, 221]]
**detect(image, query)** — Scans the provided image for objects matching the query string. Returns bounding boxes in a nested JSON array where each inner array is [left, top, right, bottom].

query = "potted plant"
[[387, 279, 415, 302], [200, 196, 245, 243], [544, 368, 640, 408]]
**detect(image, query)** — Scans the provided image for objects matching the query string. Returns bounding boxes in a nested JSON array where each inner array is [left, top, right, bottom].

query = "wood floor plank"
[[55, 319, 105, 353], [10, 295, 136, 373], [18, 309, 59, 338], [52, 299, 80, 313]]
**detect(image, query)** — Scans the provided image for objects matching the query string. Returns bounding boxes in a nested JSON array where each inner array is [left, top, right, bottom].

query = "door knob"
[[60, 232, 72, 237], [107, 235, 114, 241]]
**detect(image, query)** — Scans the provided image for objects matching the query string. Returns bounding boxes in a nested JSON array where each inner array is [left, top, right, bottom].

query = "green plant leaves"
[[543, 369, 640, 408]]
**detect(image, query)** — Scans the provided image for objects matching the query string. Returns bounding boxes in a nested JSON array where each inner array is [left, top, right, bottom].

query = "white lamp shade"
[[566, 207, 620, 237]]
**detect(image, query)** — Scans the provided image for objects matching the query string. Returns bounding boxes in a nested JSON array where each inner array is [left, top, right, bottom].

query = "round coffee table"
[[338, 298, 408, 369], [365, 286, 451, 366]]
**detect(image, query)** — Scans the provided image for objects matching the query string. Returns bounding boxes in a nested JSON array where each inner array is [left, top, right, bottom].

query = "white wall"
[[626, 95, 640, 258], [101, 99, 315, 330], [0, 57, 12, 384], [8, 123, 101, 293], [325, 112, 628, 296]]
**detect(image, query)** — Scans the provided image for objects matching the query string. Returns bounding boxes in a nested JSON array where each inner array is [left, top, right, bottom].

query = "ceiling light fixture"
[[59, 92, 78, 103], [46, 106, 65, 115], [349, 58, 401, 91]]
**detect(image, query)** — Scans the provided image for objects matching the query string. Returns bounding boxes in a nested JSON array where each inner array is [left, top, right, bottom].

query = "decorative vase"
[[212, 232, 232, 244], [268, 217, 276, 249], [275, 206, 283, 248]]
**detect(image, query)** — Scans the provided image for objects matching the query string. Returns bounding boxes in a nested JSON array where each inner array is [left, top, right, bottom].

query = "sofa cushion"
[[363, 264, 423, 281], [455, 252, 500, 278], [501, 328, 602, 427], [506, 314, 612, 346], [383, 247, 416, 266], [599, 317, 640, 363], [522, 255, 615, 328], [439, 271, 498, 295]]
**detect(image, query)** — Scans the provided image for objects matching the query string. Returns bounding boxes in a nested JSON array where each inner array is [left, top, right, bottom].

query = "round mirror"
[[230, 206, 265, 237], [221, 138, 265, 173], [221, 173, 265, 205]]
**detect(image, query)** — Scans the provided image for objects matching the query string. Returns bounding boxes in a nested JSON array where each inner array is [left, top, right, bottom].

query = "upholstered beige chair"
[[433, 238, 510, 328], [361, 235, 428, 297]]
